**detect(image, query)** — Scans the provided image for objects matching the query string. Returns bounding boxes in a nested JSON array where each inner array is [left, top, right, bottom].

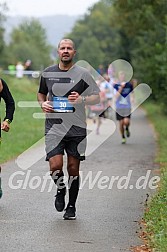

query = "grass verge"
[[143, 102, 167, 252], [1, 74, 44, 164]]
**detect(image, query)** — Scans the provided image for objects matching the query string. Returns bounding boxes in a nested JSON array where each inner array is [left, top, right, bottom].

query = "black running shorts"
[[116, 108, 131, 120], [45, 134, 86, 161]]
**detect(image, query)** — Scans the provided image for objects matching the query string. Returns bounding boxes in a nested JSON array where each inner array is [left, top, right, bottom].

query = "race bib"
[[53, 96, 74, 113]]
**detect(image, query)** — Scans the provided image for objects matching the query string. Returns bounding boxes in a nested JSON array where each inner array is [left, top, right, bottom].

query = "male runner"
[[38, 38, 100, 219], [114, 71, 134, 144]]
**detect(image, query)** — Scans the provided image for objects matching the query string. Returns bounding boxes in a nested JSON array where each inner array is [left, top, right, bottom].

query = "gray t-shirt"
[[39, 64, 100, 137]]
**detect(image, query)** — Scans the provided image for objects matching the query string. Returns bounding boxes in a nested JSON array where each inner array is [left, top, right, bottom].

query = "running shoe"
[[126, 128, 130, 138], [55, 188, 66, 212], [63, 205, 76, 220], [122, 137, 126, 144]]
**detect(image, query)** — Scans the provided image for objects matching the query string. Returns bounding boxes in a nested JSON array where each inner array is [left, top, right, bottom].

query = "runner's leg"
[[49, 155, 66, 211], [124, 117, 130, 137], [119, 119, 125, 138], [67, 155, 80, 207], [63, 155, 80, 219]]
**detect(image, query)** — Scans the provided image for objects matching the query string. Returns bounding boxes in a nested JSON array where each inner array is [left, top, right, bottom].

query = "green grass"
[[1, 74, 44, 163], [143, 102, 167, 252]]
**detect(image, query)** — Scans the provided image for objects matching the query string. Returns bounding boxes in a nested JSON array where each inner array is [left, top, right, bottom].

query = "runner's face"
[[58, 41, 76, 64]]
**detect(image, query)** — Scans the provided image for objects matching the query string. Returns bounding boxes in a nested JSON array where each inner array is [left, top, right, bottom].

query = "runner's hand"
[[41, 101, 54, 113], [68, 91, 82, 104], [1, 121, 10, 132], [121, 82, 126, 88]]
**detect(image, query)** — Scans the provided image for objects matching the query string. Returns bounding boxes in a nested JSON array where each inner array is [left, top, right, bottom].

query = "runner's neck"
[[58, 62, 74, 71]]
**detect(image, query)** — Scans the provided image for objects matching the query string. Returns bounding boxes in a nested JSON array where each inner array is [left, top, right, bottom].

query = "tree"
[[77, 36, 105, 69], [66, 0, 167, 112], [0, 2, 8, 66], [5, 18, 51, 70], [67, 1, 120, 69], [111, 0, 167, 109]]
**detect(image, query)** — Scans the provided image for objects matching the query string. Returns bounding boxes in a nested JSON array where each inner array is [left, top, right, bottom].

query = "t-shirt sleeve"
[[38, 74, 48, 95], [81, 71, 100, 96]]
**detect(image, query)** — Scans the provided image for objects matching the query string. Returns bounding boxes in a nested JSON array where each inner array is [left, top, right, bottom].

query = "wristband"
[[5, 119, 11, 124]]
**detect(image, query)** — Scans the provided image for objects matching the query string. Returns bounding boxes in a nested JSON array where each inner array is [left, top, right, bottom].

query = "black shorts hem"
[[46, 153, 85, 162], [45, 135, 86, 161], [116, 108, 131, 120]]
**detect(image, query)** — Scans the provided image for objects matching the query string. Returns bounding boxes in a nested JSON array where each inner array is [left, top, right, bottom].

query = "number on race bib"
[[53, 96, 74, 113]]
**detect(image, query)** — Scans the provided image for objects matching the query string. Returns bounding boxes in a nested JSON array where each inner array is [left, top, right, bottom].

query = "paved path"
[[0, 108, 158, 252]]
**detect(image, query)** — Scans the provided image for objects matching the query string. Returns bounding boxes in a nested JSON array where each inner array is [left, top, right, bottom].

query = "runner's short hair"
[[58, 38, 76, 50]]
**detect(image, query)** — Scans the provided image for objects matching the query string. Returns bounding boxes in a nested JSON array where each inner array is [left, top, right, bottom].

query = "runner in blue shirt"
[[113, 71, 134, 144]]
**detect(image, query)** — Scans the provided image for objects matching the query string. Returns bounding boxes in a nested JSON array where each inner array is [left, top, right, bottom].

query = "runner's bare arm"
[[37, 93, 54, 113], [68, 92, 100, 105], [0, 79, 15, 132], [0, 80, 3, 92]]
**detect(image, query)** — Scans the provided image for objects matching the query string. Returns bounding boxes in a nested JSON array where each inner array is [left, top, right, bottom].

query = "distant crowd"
[[7, 59, 32, 79]]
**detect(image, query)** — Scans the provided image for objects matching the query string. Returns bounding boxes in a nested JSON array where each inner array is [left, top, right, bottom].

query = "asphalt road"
[[0, 108, 158, 252]]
